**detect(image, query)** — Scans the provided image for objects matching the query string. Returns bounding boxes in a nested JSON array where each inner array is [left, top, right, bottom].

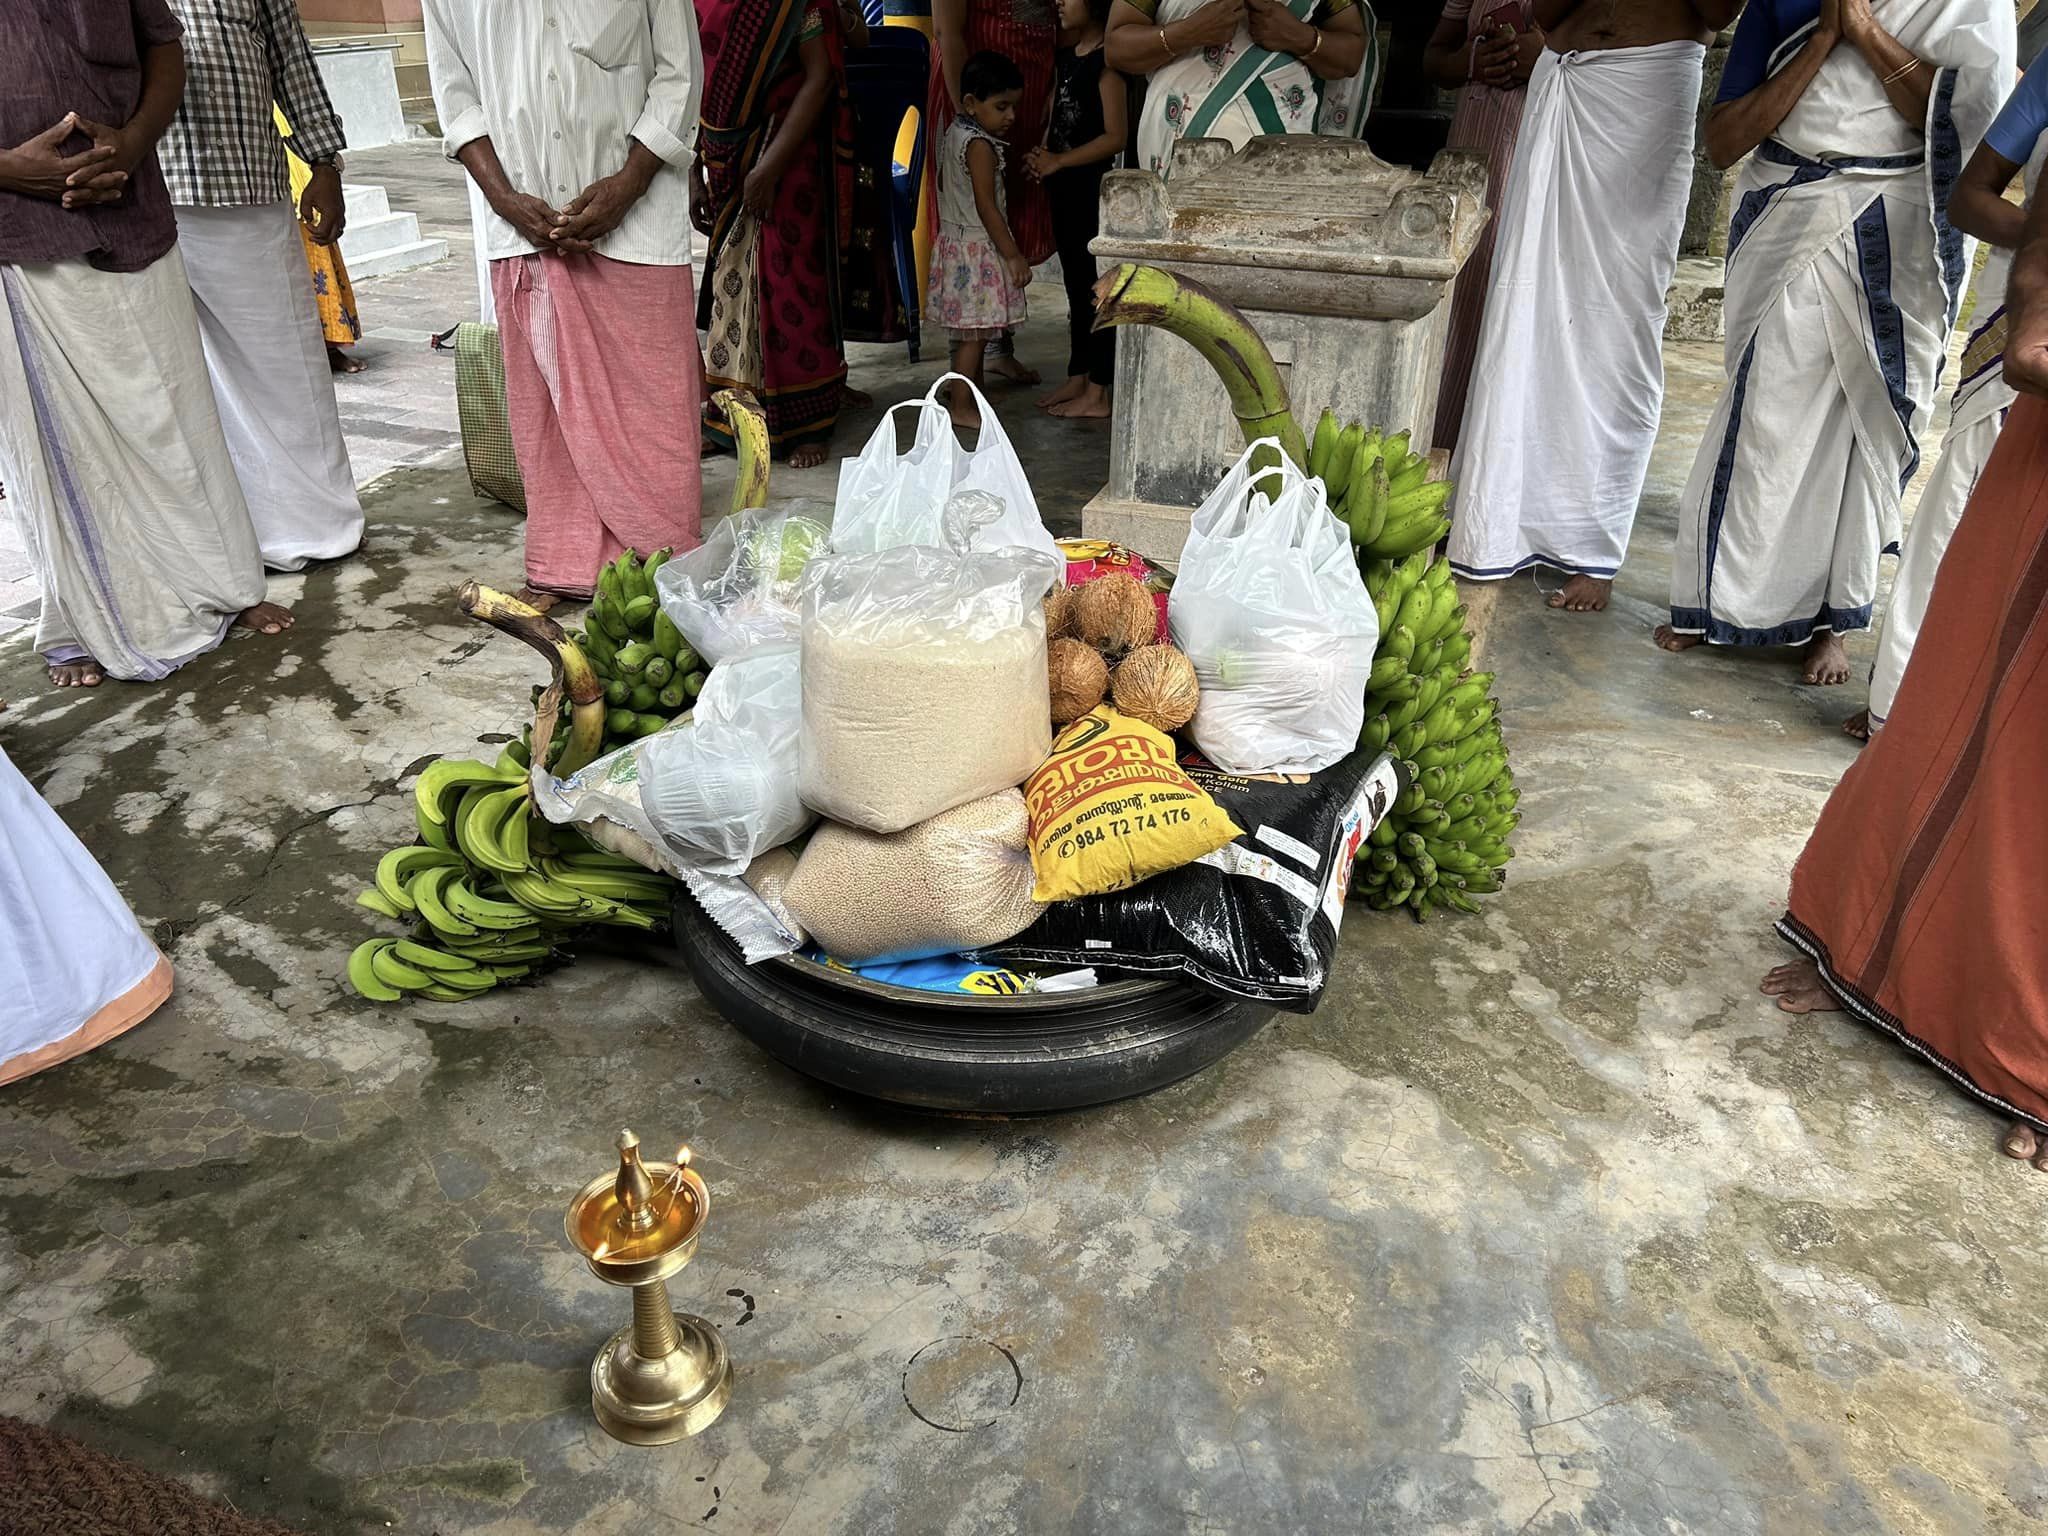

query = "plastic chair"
[[846, 26, 931, 359]]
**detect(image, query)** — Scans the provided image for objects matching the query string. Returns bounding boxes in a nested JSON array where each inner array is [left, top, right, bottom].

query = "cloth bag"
[[454, 322, 525, 513], [1169, 439, 1379, 774], [832, 373, 1060, 562]]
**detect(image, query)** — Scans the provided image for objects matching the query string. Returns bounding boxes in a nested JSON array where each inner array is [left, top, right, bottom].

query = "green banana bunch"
[[574, 546, 709, 754]]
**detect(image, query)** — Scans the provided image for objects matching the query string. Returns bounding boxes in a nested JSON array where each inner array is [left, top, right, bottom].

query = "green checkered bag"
[[455, 321, 526, 513]]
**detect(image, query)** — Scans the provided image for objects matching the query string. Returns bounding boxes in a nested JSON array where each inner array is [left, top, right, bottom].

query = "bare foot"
[[788, 442, 826, 470], [1803, 631, 1851, 686], [513, 586, 564, 614], [327, 345, 366, 375], [841, 384, 872, 408], [47, 658, 103, 688], [1843, 709, 1871, 742], [948, 402, 982, 431], [1048, 383, 1112, 419], [2000, 1123, 2048, 1171], [1760, 957, 1842, 1014], [236, 601, 295, 635], [1038, 376, 1085, 411], [1653, 625, 1703, 653], [987, 352, 1040, 386], [1548, 574, 1611, 612]]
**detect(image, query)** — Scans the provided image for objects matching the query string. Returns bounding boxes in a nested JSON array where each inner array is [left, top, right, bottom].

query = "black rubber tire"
[[670, 894, 1274, 1114]]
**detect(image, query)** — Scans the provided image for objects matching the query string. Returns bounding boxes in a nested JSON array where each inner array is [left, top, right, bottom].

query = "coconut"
[[1047, 637, 1110, 726], [1071, 572, 1156, 656], [1111, 644, 1200, 734], [1043, 585, 1075, 642]]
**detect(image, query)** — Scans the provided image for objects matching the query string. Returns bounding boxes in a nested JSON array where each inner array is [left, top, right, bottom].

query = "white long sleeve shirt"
[[421, 0, 702, 267]]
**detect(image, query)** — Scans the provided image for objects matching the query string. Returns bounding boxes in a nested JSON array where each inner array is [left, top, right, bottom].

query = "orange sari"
[[1780, 394, 2048, 1130]]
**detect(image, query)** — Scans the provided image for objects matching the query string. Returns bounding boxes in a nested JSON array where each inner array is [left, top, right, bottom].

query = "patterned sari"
[[274, 104, 360, 349], [1126, 0, 1379, 176], [924, 2, 1057, 266], [698, 0, 857, 457]]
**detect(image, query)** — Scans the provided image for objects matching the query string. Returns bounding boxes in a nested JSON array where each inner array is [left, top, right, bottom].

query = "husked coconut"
[[1047, 637, 1110, 726], [1071, 572, 1155, 655], [1111, 644, 1200, 734]]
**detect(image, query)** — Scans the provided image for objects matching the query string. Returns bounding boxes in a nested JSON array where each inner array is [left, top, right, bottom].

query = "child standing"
[[928, 51, 1032, 430], [1028, 0, 1126, 420]]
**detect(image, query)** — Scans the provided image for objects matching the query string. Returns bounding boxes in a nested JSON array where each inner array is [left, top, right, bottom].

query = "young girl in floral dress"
[[927, 52, 1032, 430]]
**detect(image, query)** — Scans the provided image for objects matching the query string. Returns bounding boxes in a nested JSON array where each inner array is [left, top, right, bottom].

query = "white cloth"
[[0, 252, 268, 680], [1, 743, 167, 1081], [1867, 141, 2046, 729], [422, 0, 702, 266], [1136, 0, 1378, 176], [1447, 41, 1704, 583], [178, 203, 363, 571], [1667, 0, 2015, 644]]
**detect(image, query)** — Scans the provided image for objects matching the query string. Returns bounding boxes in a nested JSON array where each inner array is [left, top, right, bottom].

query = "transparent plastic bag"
[[534, 651, 809, 876], [799, 544, 1059, 833], [1169, 440, 1379, 774], [654, 503, 832, 665], [832, 374, 1060, 564]]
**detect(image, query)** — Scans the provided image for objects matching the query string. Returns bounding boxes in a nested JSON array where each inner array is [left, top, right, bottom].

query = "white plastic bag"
[[799, 544, 1058, 833], [533, 650, 810, 876], [831, 374, 1060, 564], [1169, 439, 1379, 774], [654, 503, 831, 665]]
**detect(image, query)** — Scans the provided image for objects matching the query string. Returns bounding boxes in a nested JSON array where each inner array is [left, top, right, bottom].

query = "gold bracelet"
[[1882, 57, 1923, 86], [1307, 29, 1323, 59], [1158, 25, 1171, 57]]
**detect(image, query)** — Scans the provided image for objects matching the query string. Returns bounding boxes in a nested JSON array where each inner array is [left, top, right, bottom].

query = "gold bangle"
[[1158, 25, 1171, 57], [1882, 57, 1923, 86], [1307, 29, 1323, 59]]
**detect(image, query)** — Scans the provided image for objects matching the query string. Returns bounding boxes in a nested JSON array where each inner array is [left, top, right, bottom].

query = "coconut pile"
[[1045, 573, 1200, 734]]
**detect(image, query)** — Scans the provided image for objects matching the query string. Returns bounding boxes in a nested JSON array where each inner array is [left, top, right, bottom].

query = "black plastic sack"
[[997, 748, 1406, 1013]]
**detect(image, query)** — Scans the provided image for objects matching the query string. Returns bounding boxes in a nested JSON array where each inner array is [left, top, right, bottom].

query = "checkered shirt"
[[158, 0, 347, 207]]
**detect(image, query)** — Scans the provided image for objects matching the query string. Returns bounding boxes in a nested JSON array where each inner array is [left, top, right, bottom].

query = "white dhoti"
[[0, 251, 269, 681], [1447, 41, 1704, 583], [1667, 0, 2014, 645], [178, 202, 363, 571], [1, 743, 172, 1086]]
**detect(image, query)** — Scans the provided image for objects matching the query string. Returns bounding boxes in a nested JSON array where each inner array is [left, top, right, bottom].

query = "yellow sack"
[[1024, 708, 1243, 903]]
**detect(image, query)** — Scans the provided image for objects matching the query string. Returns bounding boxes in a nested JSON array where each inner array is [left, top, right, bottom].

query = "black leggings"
[[1048, 165, 1114, 386]]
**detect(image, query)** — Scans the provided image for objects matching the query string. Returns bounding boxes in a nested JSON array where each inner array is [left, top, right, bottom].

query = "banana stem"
[[1092, 263, 1306, 471], [714, 388, 772, 516], [457, 582, 607, 777]]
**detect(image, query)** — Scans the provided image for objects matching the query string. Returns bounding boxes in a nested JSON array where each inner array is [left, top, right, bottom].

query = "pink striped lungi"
[[492, 253, 703, 595]]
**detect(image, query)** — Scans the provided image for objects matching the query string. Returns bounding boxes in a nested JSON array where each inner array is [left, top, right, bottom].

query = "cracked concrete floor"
[[3, 318, 2046, 1536]]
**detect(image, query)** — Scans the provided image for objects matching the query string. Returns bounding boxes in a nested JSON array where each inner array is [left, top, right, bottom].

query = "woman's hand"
[[1836, 0, 1876, 46], [1005, 253, 1032, 290], [1175, 0, 1245, 52], [742, 163, 773, 217], [1025, 145, 1062, 181], [1244, 0, 1314, 55]]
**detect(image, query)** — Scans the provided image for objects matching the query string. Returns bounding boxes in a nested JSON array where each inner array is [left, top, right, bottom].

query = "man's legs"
[[493, 255, 602, 608], [179, 203, 364, 571]]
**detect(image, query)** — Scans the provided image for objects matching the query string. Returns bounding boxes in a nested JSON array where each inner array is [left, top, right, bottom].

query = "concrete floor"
[[4, 152, 2046, 1536]]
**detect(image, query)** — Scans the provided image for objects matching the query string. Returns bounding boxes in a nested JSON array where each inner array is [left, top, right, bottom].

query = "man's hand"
[[69, 115, 144, 178], [1005, 253, 1032, 290], [1510, 25, 1546, 83], [300, 162, 346, 245], [0, 116, 121, 204], [1472, 29, 1519, 87], [689, 159, 715, 234], [554, 160, 656, 251], [1243, 0, 1309, 54], [1175, 0, 1244, 52], [490, 186, 567, 248]]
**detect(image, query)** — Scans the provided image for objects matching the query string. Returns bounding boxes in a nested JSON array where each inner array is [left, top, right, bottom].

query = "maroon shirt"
[[0, 0, 185, 273]]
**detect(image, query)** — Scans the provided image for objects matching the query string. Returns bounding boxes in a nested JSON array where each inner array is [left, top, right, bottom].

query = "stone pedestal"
[[1083, 135, 1487, 563], [313, 38, 409, 149]]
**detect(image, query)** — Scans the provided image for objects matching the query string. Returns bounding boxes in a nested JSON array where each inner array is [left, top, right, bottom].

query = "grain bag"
[[782, 790, 1045, 964], [799, 545, 1058, 833]]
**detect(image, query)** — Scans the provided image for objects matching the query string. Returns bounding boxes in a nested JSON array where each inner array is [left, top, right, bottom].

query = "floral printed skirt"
[[926, 221, 1027, 340]]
